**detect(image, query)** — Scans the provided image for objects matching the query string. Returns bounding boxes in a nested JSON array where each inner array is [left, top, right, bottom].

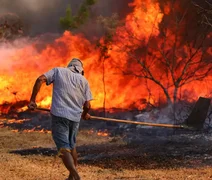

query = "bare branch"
[[192, 0, 212, 27]]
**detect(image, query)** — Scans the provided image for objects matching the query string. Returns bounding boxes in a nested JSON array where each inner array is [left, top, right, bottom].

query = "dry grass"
[[0, 126, 212, 180]]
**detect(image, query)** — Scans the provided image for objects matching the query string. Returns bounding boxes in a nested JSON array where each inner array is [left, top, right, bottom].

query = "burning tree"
[[0, 13, 24, 42], [96, 14, 121, 116], [1, 0, 211, 114], [99, 1, 212, 109]]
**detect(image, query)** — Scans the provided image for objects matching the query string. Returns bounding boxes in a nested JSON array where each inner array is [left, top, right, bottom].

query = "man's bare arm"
[[28, 75, 47, 109], [81, 101, 91, 120]]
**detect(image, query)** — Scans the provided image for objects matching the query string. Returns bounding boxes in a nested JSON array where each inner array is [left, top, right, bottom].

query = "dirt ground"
[[0, 114, 212, 180]]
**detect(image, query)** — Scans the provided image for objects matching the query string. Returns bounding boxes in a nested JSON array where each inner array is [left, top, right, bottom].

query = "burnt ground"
[[1, 110, 212, 176], [8, 131, 212, 171]]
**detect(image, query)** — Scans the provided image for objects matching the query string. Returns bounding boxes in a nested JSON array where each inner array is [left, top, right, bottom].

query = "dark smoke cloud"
[[0, 0, 132, 37]]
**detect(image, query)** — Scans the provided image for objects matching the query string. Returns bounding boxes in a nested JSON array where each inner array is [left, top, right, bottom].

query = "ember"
[[0, 114, 52, 133], [97, 130, 109, 137], [88, 128, 110, 137], [22, 128, 51, 134]]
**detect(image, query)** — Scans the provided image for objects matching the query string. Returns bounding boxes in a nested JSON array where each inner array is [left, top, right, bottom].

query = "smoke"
[[0, 0, 62, 35], [0, 0, 132, 37], [0, 37, 38, 73]]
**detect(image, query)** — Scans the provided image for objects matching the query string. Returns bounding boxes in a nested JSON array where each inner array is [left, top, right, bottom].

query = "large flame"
[[0, 0, 211, 114]]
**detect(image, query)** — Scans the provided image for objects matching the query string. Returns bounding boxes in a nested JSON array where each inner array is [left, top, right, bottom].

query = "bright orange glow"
[[88, 128, 110, 137], [22, 128, 51, 134], [97, 130, 109, 137], [0, 0, 211, 115], [7, 119, 26, 124]]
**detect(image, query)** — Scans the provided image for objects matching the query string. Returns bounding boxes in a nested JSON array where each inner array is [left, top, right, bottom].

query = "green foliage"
[[60, 0, 97, 30], [60, 5, 76, 29], [85, 0, 96, 6]]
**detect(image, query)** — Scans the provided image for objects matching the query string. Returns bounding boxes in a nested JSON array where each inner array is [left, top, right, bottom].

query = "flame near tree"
[[97, 0, 212, 109], [109, 1, 212, 106], [0, 0, 211, 114]]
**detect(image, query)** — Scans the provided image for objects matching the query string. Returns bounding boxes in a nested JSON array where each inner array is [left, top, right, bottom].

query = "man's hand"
[[28, 101, 37, 110], [81, 113, 91, 120], [82, 101, 91, 120], [29, 75, 47, 109]]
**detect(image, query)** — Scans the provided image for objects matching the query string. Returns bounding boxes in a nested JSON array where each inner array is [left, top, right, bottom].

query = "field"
[[0, 113, 212, 180]]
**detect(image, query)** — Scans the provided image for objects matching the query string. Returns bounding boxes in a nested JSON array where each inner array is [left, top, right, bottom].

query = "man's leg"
[[60, 150, 80, 180], [51, 115, 81, 180], [71, 147, 78, 167], [69, 122, 79, 168]]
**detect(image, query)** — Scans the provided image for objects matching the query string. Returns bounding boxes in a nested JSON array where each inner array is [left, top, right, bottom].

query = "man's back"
[[28, 58, 92, 180], [44, 67, 92, 122]]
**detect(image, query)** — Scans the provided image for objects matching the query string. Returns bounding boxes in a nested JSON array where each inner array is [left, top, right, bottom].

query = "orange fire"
[[88, 128, 110, 137], [23, 128, 51, 134], [97, 130, 110, 137], [11, 128, 51, 134], [0, 117, 51, 133], [0, 0, 211, 114]]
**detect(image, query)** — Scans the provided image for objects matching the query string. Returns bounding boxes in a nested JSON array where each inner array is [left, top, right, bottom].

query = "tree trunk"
[[186, 97, 211, 130], [102, 57, 106, 117], [173, 86, 179, 123]]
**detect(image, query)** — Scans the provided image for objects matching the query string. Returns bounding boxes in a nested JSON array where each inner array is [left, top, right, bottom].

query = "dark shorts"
[[51, 114, 79, 153]]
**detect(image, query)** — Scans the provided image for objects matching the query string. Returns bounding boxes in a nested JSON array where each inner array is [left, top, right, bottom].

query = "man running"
[[28, 58, 93, 180]]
